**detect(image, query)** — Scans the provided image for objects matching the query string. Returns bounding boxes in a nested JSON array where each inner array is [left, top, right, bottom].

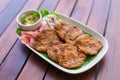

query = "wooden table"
[[0, 0, 119, 80]]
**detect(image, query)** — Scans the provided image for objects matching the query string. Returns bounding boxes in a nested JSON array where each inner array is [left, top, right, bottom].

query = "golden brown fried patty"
[[55, 21, 73, 40], [57, 44, 86, 68], [33, 29, 61, 52], [65, 26, 83, 44], [47, 43, 61, 62], [75, 34, 103, 55], [32, 21, 103, 69], [35, 29, 60, 41]]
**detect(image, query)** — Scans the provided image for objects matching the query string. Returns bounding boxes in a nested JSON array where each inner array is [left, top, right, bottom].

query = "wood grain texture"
[[45, 66, 72, 80], [39, 0, 59, 10], [18, 53, 48, 80], [55, 0, 76, 16], [0, 40, 31, 80], [87, 0, 111, 34], [97, 0, 120, 80], [0, 0, 43, 79], [71, 0, 94, 24], [17, 0, 59, 80], [0, 0, 42, 64], [0, 0, 27, 35], [0, 0, 12, 13]]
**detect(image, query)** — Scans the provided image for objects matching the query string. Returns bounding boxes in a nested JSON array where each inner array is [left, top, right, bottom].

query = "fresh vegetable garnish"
[[49, 10, 60, 19], [32, 12, 39, 19], [21, 14, 26, 24], [16, 27, 21, 35], [83, 31, 93, 37], [39, 9, 60, 19], [40, 9, 50, 18]]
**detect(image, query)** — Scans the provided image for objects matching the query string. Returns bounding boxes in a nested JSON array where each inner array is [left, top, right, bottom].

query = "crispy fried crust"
[[65, 26, 83, 44], [47, 43, 61, 62], [57, 44, 86, 68], [55, 21, 73, 40], [34, 29, 61, 52], [32, 21, 103, 69], [35, 29, 59, 41], [75, 34, 103, 55]]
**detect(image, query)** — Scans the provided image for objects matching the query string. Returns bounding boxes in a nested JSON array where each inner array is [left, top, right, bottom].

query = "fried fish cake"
[[75, 34, 103, 55], [34, 39, 50, 52], [55, 21, 73, 40], [35, 29, 60, 41], [47, 43, 61, 62], [65, 26, 83, 44], [57, 44, 86, 68], [33, 29, 61, 52]]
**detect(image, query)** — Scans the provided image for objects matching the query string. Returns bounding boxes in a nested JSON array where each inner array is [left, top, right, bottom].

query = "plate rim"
[[18, 13, 108, 74]]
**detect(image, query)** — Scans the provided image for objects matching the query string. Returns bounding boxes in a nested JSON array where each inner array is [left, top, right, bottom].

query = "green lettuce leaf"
[[83, 31, 93, 37], [40, 9, 50, 18], [39, 9, 60, 19], [16, 27, 21, 35]]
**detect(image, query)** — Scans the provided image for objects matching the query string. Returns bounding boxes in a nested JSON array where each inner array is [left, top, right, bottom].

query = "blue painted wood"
[[39, 0, 59, 10], [0, 0, 26, 36]]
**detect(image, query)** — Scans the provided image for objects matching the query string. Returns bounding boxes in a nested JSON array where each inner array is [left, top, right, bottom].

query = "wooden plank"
[[44, 0, 95, 80], [87, 0, 111, 34], [71, 0, 94, 24], [17, 53, 48, 80], [39, 0, 59, 10], [97, 0, 120, 80], [0, 0, 41, 80], [17, 0, 59, 80], [45, 66, 73, 80], [0, 0, 42, 64], [0, 0, 43, 79], [0, 0, 12, 13], [55, 0, 76, 16], [0, 0, 27, 36], [0, 40, 31, 80], [70, 0, 111, 80]]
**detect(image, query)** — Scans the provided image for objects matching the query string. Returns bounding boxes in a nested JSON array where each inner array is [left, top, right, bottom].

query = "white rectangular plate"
[[20, 13, 108, 74]]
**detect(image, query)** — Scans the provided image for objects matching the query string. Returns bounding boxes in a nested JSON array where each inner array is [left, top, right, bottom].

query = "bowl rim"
[[16, 9, 42, 27]]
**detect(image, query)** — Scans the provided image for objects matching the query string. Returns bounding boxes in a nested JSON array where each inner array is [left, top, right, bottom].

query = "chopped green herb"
[[16, 27, 21, 35], [21, 14, 26, 24], [32, 12, 39, 19]]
